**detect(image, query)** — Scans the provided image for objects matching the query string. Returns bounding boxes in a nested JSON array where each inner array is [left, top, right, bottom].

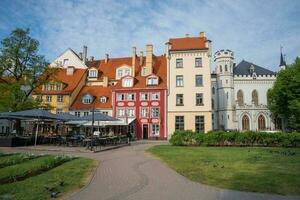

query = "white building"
[[212, 49, 284, 131]]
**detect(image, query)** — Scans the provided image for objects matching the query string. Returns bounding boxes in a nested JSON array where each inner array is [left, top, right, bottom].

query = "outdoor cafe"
[[0, 109, 133, 151]]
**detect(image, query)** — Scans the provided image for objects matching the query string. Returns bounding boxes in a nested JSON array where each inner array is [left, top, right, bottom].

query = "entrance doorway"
[[143, 124, 148, 139]]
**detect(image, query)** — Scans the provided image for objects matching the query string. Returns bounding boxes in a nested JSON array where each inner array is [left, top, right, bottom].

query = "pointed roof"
[[233, 60, 275, 76], [280, 52, 286, 67]]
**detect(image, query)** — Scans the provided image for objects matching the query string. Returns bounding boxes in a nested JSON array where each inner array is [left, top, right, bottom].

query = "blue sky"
[[0, 0, 299, 71]]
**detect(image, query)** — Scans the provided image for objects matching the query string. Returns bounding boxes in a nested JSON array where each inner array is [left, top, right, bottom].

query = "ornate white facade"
[[212, 49, 283, 131]]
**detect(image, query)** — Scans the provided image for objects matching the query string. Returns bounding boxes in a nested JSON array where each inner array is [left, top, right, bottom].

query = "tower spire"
[[279, 46, 286, 70]]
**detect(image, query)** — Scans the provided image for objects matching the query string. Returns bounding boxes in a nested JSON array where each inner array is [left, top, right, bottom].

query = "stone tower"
[[214, 49, 235, 130]]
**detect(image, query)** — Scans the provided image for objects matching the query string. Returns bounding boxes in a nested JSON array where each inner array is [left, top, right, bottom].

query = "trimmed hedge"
[[169, 130, 300, 147]]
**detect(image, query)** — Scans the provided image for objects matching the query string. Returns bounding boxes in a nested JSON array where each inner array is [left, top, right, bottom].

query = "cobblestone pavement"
[[1, 141, 299, 200]]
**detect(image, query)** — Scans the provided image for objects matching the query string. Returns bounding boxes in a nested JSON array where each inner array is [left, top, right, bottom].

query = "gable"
[[50, 48, 87, 69]]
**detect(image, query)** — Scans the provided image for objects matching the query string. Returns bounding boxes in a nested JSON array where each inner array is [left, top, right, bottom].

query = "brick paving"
[[1, 141, 299, 200]]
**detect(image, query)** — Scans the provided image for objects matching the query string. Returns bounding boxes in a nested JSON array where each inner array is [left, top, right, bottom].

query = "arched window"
[[242, 115, 250, 130], [252, 90, 258, 106], [225, 65, 228, 72], [212, 99, 214, 109], [237, 90, 244, 106], [258, 115, 266, 130], [226, 92, 229, 99], [220, 65, 222, 72], [212, 87, 215, 95], [82, 94, 93, 104]]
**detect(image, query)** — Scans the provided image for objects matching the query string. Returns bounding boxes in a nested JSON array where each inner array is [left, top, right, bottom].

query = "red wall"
[[113, 89, 167, 140]]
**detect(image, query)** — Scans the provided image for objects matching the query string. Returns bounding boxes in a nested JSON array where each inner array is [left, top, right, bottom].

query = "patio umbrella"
[[3, 109, 61, 146]]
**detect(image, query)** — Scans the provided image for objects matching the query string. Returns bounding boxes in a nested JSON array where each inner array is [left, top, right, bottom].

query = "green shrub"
[[169, 130, 300, 147]]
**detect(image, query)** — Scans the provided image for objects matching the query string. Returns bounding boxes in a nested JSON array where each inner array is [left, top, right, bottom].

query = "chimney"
[[79, 52, 83, 60], [205, 39, 212, 57], [66, 66, 74, 76], [199, 32, 206, 38], [139, 51, 143, 66], [146, 44, 153, 75], [82, 46, 87, 64], [89, 56, 94, 61], [105, 54, 109, 63], [132, 47, 136, 77], [103, 76, 108, 87]]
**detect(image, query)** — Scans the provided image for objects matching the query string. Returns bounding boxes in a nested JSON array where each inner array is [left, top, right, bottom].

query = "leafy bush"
[[170, 130, 300, 147]]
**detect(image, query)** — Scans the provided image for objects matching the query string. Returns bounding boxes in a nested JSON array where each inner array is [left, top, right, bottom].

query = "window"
[[100, 96, 107, 103], [56, 84, 61, 90], [176, 58, 183, 68], [117, 94, 125, 101], [88, 69, 98, 78], [176, 94, 184, 106], [242, 115, 250, 130], [46, 95, 52, 102], [176, 75, 184, 87], [140, 107, 148, 118], [237, 90, 244, 106], [127, 108, 135, 117], [122, 78, 133, 87], [212, 87, 215, 95], [141, 93, 149, 101], [147, 77, 158, 85], [220, 65, 222, 72], [57, 95, 63, 102], [226, 79, 228, 84], [50, 84, 55, 90], [37, 95, 42, 102], [225, 65, 228, 72], [56, 108, 62, 114], [258, 115, 266, 130], [151, 107, 160, 118], [116, 67, 131, 79], [212, 99, 214, 109], [175, 116, 184, 130], [196, 93, 203, 106], [195, 58, 202, 67], [151, 92, 160, 100], [195, 116, 204, 132], [127, 93, 135, 101], [226, 92, 229, 99], [252, 90, 258, 106], [82, 94, 93, 104], [117, 69, 123, 78], [124, 68, 130, 76], [75, 112, 81, 117], [195, 75, 203, 86], [142, 67, 147, 76], [102, 111, 109, 115], [63, 59, 69, 65], [152, 124, 159, 136], [117, 108, 125, 117], [84, 112, 89, 116]]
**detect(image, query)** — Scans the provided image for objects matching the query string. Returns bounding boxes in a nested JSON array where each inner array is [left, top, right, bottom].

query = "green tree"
[[0, 28, 56, 112], [268, 57, 300, 131]]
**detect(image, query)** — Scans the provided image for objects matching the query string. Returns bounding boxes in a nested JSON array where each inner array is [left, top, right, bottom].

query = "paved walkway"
[[1, 141, 299, 200]]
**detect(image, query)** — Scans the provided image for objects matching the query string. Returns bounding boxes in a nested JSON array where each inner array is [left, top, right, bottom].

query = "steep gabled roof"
[[233, 60, 275, 76]]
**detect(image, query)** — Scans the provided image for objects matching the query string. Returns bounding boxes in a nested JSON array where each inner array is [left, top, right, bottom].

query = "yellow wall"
[[33, 94, 70, 114]]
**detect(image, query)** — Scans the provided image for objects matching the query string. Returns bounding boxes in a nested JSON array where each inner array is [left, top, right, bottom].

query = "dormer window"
[[82, 94, 93, 104], [100, 96, 107, 103], [147, 76, 159, 86], [88, 69, 98, 78], [116, 66, 132, 79], [63, 59, 69, 66], [122, 77, 133, 87], [141, 67, 147, 76], [249, 65, 255, 74]]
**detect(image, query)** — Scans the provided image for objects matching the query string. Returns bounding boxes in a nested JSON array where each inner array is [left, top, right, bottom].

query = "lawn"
[[0, 153, 97, 200], [147, 145, 300, 196]]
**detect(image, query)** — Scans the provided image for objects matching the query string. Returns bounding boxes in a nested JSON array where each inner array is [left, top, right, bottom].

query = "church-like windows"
[[257, 114, 266, 130], [237, 90, 244, 106], [242, 115, 250, 130], [252, 90, 259, 106], [82, 94, 93, 104], [220, 65, 222, 72], [212, 87, 215, 95], [225, 65, 228, 72]]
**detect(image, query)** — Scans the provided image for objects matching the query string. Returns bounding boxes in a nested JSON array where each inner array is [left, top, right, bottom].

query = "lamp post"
[[91, 102, 95, 151]]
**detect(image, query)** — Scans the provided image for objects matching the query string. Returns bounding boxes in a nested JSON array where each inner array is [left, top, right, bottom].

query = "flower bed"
[[0, 153, 39, 168]]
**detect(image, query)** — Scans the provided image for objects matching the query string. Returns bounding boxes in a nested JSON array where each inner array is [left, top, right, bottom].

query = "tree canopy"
[[0, 28, 56, 112], [268, 57, 300, 131]]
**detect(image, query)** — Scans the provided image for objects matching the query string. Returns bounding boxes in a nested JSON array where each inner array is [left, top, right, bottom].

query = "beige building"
[[166, 32, 213, 137]]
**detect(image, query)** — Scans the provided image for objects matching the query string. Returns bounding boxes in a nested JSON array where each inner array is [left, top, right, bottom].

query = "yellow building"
[[166, 32, 213, 137], [33, 67, 86, 113]]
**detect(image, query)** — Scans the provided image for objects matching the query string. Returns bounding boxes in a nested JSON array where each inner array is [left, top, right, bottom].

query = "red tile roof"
[[168, 36, 208, 51], [70, 85, 112, 110], [34, 68, 86, 95]]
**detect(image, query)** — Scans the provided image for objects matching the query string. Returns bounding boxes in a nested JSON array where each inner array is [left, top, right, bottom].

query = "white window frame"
[[151, 92, 160, 100], [140, 107, 149, 118], [57, 95, 63, 103], [122, 78, 133, 87], [75, 111, 81, 117], [140, 92, 149, 101], [152, 124, 160, 136], [117, 93, 125, 101], [127, 107, 135, 117], [88, 69, 98, 78], [117, 108, 125, 117], [100, 96, 107, 103], [151, 107, 159, 118], [46, 95, 52, 102], [176, 75, 184, 87], [82, 94, 93, 104], [127, 93, 135, 101]]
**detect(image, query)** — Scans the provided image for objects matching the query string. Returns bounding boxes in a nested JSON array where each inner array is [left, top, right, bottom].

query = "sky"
[[0, 0, 299, 71]]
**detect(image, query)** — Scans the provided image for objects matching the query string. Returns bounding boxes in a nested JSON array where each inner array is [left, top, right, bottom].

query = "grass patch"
[[147, 145, 300, 195], [0, 153, 38, 168], [0, 158, 96, 200], [0, 155, 73, 184]]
